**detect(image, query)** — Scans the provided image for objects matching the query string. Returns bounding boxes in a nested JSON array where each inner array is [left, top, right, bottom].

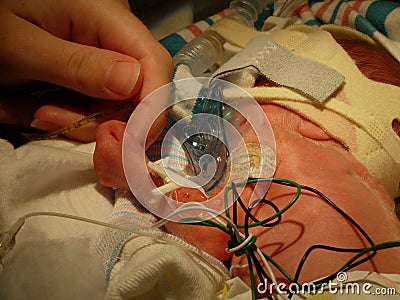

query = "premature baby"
[[94, 26, 400, 288]]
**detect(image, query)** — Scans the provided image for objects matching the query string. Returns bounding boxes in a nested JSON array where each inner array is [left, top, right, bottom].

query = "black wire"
[[249, 250, 274, 300], [292, 185, 376, 283], [227, 180, 398, 300], [251, 199, 282, 227], [241, 182, 289, 298], [231, 181, 282, 228], [266, 183, 378, 298], [231, 182, 239, 227], [232, 183, 276, 299], [301, 185, 375, 246], [293, 244, 374, 285]]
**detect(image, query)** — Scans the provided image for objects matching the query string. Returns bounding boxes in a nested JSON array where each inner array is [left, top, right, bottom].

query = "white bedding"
[[0, 139, 113, 299], [0, 1, 215, 298]]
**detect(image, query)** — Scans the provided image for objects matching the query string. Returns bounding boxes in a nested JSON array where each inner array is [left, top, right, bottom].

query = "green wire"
[[246, 249, 257, 300], [220, 178, 302, 293], [247, 178, 301, 226], [340, 240, 400, 270], [311, 240, 400, 290], [259, 249, 296, 284], [223, 178, 301, 228], [179, 217, 230, 234], [178, 178, 400, 299]]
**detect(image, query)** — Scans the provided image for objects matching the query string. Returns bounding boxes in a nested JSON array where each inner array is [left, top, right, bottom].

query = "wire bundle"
[[1, 177, 399, 299], [172, 178, 400, 300]]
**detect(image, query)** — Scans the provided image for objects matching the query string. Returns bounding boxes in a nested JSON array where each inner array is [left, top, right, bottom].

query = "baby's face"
[[93, 37, 400, 286], [167, 104, 400, 283], [94, 102, 400, 285]]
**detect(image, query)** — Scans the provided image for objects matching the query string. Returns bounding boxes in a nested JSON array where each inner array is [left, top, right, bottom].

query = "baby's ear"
[[263, 104, 331, 141], [296, 116, 331, 141]]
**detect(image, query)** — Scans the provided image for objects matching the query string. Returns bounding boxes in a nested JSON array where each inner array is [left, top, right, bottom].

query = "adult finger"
[[0, 10, 143, 100], [88, 0, 173, 101]]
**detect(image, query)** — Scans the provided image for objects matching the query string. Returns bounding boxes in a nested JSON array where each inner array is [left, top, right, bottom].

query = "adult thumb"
[[2, 17, 142, 100], [56, 45, 143, 99]]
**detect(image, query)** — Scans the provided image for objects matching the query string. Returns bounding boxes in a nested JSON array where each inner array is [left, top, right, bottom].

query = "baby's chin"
[[163, 188, 233, 262]]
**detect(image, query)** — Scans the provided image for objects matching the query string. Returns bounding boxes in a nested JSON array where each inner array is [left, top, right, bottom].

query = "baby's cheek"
[[164, 221, 232, 261], [164, 187, 233, 261]]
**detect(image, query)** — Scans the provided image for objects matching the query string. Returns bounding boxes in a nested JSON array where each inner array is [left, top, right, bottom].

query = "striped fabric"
[[160, 11, 226, 57], [296, 0, 400, 37], [159, 7, 275, 56], [95, 189, 160, 281], [293, 0, 400, 62], [159, 1, 400, 63]]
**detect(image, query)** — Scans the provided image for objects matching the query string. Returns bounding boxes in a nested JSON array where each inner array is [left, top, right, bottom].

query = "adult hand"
[[0, 0, 172, 141]]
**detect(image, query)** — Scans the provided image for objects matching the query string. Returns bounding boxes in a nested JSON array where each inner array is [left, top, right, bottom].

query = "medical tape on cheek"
[[213, 34, 345, 103]]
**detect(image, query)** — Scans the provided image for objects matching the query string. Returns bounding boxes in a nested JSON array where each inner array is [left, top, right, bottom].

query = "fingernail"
[[30, 119, 59, 132], [106, 61, 141, 96]]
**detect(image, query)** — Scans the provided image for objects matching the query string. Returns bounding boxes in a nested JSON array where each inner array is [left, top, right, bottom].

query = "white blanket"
[[0, 137, 230, 300], [0, 139, 113, 300]]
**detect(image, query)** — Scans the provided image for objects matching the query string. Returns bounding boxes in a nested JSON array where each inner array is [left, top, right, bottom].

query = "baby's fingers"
[[94, 120, 129, 189]]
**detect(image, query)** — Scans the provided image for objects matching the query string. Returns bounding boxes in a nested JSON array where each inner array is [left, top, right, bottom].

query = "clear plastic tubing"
[[173, 0, 268, 76]]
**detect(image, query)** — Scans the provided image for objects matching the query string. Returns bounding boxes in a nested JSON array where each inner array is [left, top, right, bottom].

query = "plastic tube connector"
[[173, 30, 225, 76], [172, 0, 268, 76], [0, 218, 25, 264], [224, 0, 264, 27]]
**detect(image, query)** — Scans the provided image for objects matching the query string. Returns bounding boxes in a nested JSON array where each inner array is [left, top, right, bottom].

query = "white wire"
[[1, 211, 230, 280], [151, 202, 243, 241], [256, 248, 278, 285], [226, 233, 255, 253], [229, 263, 249, 278], [158, 205, 312, 300], [255, 248, 292, 300], [151, 201, 274, 273], [2, 205, 289, 298]]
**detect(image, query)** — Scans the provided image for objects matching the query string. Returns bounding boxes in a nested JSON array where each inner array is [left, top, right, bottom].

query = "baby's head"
[[94, 30, 400, 213], [93, 31, 400, 287]]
